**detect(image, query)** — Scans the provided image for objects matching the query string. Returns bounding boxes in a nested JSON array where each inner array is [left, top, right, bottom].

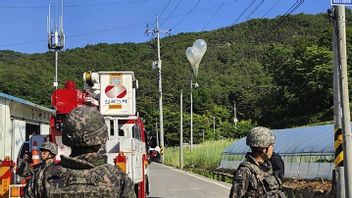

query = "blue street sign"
[[331, 0, 352, 6]]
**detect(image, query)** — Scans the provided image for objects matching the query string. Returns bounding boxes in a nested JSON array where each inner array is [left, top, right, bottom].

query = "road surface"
[[147, 162, 232, 198]]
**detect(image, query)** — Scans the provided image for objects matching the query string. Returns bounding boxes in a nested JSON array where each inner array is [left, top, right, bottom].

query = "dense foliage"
[[2, 12, 352, 146]]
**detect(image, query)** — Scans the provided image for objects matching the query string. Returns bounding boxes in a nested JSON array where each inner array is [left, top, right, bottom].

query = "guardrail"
[[213, 170, 233, 182]]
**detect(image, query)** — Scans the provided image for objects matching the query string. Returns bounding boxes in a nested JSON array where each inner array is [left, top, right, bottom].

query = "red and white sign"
[[99, 72, 136, 116], [105, 85, 127, 98]]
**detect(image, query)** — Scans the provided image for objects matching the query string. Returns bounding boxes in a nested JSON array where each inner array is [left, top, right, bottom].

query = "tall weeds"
[[164, 139, 234, 170]]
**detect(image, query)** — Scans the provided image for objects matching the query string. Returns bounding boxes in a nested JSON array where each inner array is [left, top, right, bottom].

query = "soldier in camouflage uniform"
[[23, 142, 58, 197], [229, 127, 286, 198], [38, 106, 136, 198]]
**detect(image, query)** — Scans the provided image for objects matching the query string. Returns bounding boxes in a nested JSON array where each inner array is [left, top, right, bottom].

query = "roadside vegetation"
[[164, 139, 234, 182]]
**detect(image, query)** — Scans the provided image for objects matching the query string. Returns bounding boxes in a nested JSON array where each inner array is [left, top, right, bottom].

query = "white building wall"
[[40, 124, 50, 135], [0, 94, 53, 161], [12, 120, 26, 162], [0, 98, 12, 161]]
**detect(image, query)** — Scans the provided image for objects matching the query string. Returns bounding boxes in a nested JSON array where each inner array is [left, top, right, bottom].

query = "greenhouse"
[[220, 124, 335, 180]]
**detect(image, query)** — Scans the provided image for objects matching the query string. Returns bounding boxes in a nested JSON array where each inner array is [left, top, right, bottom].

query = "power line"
[[233, 0, 256, 24], [239, 0, 304, 59], [159, 0, 172, 19], [69, 22, 148, 38], [163, 0, 239, 21], [0, 22, 147, 47], [170, 0, 200, 31], [246, 0, 264, 20], [0, 39, 46, 47], [0, 1, 139, 9], [261, 0, 281, 18], [160, 0, 181, 26], [256, 0, 304, 42], [0, 1, 241, 48], [202, 0, 227, 30]]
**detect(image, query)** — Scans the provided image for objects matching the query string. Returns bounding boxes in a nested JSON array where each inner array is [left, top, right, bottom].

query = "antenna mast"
[[47, 0, 65, 89]]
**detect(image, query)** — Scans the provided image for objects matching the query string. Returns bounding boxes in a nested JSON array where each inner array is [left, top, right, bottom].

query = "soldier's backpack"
[[42, 164, 122, 198], [237, 161, 286, 198]]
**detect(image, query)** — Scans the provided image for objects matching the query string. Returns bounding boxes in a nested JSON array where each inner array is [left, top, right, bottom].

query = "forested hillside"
[[1, 12, 352, 145]]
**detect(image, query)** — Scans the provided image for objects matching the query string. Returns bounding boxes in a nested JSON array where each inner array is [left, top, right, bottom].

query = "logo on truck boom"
[[105, 85, 127, 98]]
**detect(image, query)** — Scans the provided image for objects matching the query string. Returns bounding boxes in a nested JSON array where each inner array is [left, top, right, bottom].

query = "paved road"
[[147, 162, 232, 198]]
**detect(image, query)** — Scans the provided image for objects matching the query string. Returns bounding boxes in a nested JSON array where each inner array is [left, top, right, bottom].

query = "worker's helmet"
[[63, 106, 108, 147], [246, 126, 276, 147], [39, 142, 58, 155]]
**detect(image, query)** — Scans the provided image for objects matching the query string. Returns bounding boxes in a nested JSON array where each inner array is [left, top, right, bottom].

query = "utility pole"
[[213, 116, 216, 135], [202, 129, 205, 142], [156, 122, 159, 146], [332, 5, 352, 198], [146, 15, 169, 163], [233, 100, 238, 126], [190, 79, 193, 150], [330, 6, 345, 197], [180, 89, 184, 169]]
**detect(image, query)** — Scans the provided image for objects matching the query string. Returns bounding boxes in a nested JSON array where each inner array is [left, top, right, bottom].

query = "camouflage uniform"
[[43, 153, 135, 197], [24, 162, 54, 197], [37, 106, 136, 198], [229, 127, 286, 198], [24, 142, 58, 198]]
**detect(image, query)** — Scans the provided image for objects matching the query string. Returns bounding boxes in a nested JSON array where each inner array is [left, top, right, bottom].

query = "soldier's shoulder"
[[236, 165, 252, 175], [95, 163, 126, 178], [43, 163, 69, 179], [234, 162, 255, 178], [238, 161, 256, 171]]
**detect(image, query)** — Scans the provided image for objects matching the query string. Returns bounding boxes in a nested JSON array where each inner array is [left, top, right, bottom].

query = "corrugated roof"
[[223, 124, 334, 155], [0, 92, 54, 113]]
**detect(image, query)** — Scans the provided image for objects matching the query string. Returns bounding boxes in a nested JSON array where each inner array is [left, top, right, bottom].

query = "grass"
[[164, 139, 234, 170]]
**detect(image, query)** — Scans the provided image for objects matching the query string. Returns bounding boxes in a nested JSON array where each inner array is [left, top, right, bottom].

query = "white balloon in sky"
[[185, 39, 207, 77], [186, 47, 197, 66]]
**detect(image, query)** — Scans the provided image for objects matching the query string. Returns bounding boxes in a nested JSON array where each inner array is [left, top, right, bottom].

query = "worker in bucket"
[[31, 106, 136, 197], [229, 126, 286, 198]]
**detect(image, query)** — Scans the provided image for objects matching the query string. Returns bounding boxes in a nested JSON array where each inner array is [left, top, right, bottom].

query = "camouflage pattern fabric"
[[39, 153, 136, 198], [229, 153, 286, 198], [18, 160, 34, 178], [40, 142, 58, 155], [24, 162, 55, 198], [246, 127, 276, 148], [63, 106, 108, 147]]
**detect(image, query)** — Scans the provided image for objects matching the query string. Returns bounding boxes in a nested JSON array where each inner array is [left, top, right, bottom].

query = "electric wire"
[[170, 0, 200, 31], [0, 0, 243, 48], [161, 0, 239, 21], [0, 1, 139, 9], [239, 0, 304, 59], [159, 0, 172, 19], [233, 0, 256, 24], [0, 22, 147, 47], [160, 0, 181, 26], [202, 0, 227, 30], [257, 0, 304, 42], [246, 0, 264, 20], [261, 0, 281, 18]]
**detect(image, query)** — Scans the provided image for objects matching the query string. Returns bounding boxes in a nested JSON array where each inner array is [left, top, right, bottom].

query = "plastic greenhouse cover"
[[223, 124, 335, 155]]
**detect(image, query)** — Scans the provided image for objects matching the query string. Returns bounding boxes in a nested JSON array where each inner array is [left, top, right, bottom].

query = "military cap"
[[63, 106, 108, 147], [246, 126, 276, 147], [40, 142, 58, 155]]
